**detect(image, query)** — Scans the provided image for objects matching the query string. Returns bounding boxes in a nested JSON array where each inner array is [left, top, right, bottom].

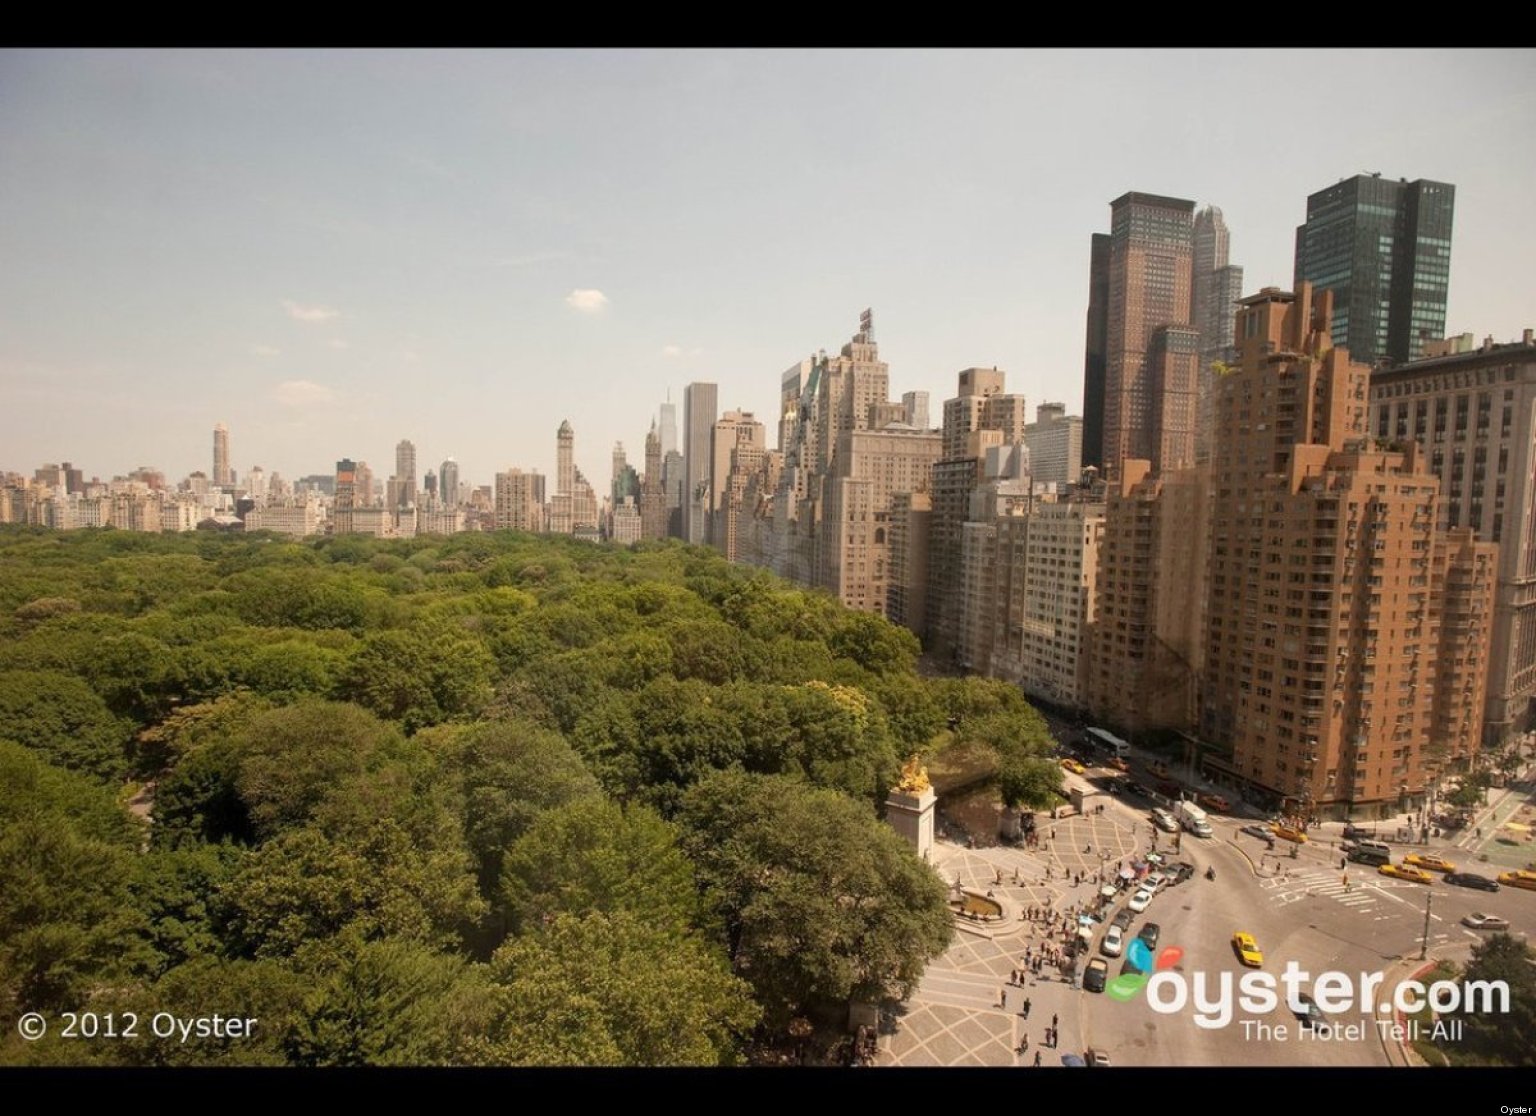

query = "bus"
[[1084, 727, 1131, 759]]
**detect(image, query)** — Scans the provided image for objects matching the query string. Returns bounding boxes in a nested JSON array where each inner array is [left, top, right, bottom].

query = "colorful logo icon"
[[1106, 941, 1184, 1002]]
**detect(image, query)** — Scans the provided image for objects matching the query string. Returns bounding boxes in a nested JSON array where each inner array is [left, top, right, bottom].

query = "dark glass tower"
[[1082, 232, 1110, 471], [1293, 175, 1454, 368]]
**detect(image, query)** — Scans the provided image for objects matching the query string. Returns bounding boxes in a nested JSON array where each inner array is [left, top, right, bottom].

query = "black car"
[[1290, 993, 1330, 1034], [1446, 872, 1501, 892], [1111, 908, 1135, 931], [1084, 958, 1109, 993], [1168, 862, 1195, 884], [1120, 956, 1145, 976], [1343, 823, 1378, 841], [1137, 922, 1161, 950], [1124, 781, 1150, 799]]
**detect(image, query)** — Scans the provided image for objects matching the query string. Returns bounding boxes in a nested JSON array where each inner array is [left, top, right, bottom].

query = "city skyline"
[[3, 49, 1534, 485]]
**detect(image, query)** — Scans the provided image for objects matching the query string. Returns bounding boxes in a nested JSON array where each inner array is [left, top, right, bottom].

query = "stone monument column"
[[885, 755, 937, 860]]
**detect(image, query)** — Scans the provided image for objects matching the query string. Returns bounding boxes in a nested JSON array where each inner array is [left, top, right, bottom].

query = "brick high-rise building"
[[1368, 330, 1536, 744], [640, 423, 667, 541], [1294, 174, 1455, 368], [1200, 284, 1495, 819]]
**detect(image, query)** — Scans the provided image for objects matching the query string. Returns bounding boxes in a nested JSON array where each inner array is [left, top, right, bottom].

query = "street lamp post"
[[1419, 888, 1433, 962]]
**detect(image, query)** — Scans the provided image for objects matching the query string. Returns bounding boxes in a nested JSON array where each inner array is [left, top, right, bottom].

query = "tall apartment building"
[[990, 493, 1107, 709], [1084, 461, 1210, 736], [439, 458, 460, 508], [683, 382, 719, 544], [1294, 174, 1455, 368], [1193, 207, 1245, 465], [1369, 330, 1536, 743], [392, 439, 417, 508], [711, 410, 765, 549], [886, 492, 932, 633], [1199, 284, 1495, 819], [332, 458, 358, 535], [213, 423, 233, 487], [818, 425, 941, 614], [1098, 192, 1198, 477], [1023, 403, 1083, 487], [640, 424, 668, 541], [901, 390, 931, 431], [494, 468, 546, 533], [245, 501, 321, 538], [925, 368, 1028, 661]]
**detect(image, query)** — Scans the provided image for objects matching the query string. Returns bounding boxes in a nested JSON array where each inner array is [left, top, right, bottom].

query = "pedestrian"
[[1023, 998, 1032, 1019], [1033, 1051, 1042, 1068], [1052, 827, 1057, 840], [1052, 1012, 1058, 1029], [1020, 1032, 1029, 1051]]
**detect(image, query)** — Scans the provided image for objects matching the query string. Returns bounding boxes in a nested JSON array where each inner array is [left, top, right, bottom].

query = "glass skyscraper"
[[1293, 174, 1454, 368]]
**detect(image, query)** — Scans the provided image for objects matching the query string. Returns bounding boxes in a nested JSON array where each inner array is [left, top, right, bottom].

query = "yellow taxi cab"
[[1380, 863, 1434, 885], [1231, 931, 1264, 968], [1404, 852, 1456, 874], [1060, 757, 1086, 775], [1271, 824, 1308, 844], [1496, 869, 1536, 892]]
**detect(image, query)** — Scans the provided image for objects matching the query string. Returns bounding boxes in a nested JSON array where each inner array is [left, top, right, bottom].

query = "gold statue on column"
[[896, 754, 931, 794]]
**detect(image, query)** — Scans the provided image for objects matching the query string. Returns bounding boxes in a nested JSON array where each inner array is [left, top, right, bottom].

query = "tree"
[[499, 797, 699, 938], [0, 669, 134, 782], [678, 770, 953, 1031], [481, 911, 757, 1066], [233, 701, 403, 840], [339, 627, 495, 732], [285, 936, 494, 1066], [430, 719, 601, 896], [219, 818, 486, 961], [1450, 934, 1536, 1066]]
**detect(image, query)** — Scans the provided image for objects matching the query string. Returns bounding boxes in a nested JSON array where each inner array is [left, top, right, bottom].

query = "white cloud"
[[272, 379, 338, 407], [282, 299, 340, 323], [565, 288, 609, 314], [328, 338, 349, 350], [661, 344, 682, 357], [251, 345, 281, 357]]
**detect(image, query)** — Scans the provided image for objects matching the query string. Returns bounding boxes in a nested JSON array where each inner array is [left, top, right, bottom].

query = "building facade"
[[1294, 174, 1455, 368]]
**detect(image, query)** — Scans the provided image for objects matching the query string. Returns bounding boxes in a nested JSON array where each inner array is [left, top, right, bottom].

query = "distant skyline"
[[3, 49, 1533, 487]]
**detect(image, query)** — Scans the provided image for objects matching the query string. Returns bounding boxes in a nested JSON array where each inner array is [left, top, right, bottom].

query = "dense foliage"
[[0, 526, 1068, 1065]]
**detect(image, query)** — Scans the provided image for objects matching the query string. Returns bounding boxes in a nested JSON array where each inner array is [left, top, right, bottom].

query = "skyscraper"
[[1098, 192, 1198, 477], [213, 423, 233, 487], [557, 420, 575, 498], [1081, 233, 1110, 471], [682, 382, 718, 545], [658, 399, 678, 458], [1294, 174, 1455, 367], [1192, 207, 1244, 464], [393, 439, 417, 508], [439, 458, 460, 508]]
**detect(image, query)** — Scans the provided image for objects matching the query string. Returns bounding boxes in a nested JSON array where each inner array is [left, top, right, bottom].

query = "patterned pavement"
[[881, 810, 1150, 1067]]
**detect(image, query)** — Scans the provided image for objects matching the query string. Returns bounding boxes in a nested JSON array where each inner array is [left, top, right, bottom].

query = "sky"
[[3, 48, 1534, 491]]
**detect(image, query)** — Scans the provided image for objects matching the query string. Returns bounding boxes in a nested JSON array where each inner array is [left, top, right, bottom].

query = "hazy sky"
[[3, 49, 1534, 490]]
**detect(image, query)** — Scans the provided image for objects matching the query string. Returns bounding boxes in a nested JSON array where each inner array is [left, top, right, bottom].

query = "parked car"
[[1060, 1053, 1087, 1067], [1462, 912, 1511, 931], [1168, 861, 1196, 884], [1445, 872, 1501, 892], [1151, 809, 1179, 834], [1111, 908, 1136, 931], [1144, 872, 1167, 893], [1061, 757, 1086, 775], [1101, 925, 1125, 957], [1343, 823, 1378, 841], [1197, 792, 1231, 813], [1137, 922, 1161, 950], [1085, 1048, 1112, 1067], [1084, 958, 1109, 993], [1127, 888, 1154, 913]]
